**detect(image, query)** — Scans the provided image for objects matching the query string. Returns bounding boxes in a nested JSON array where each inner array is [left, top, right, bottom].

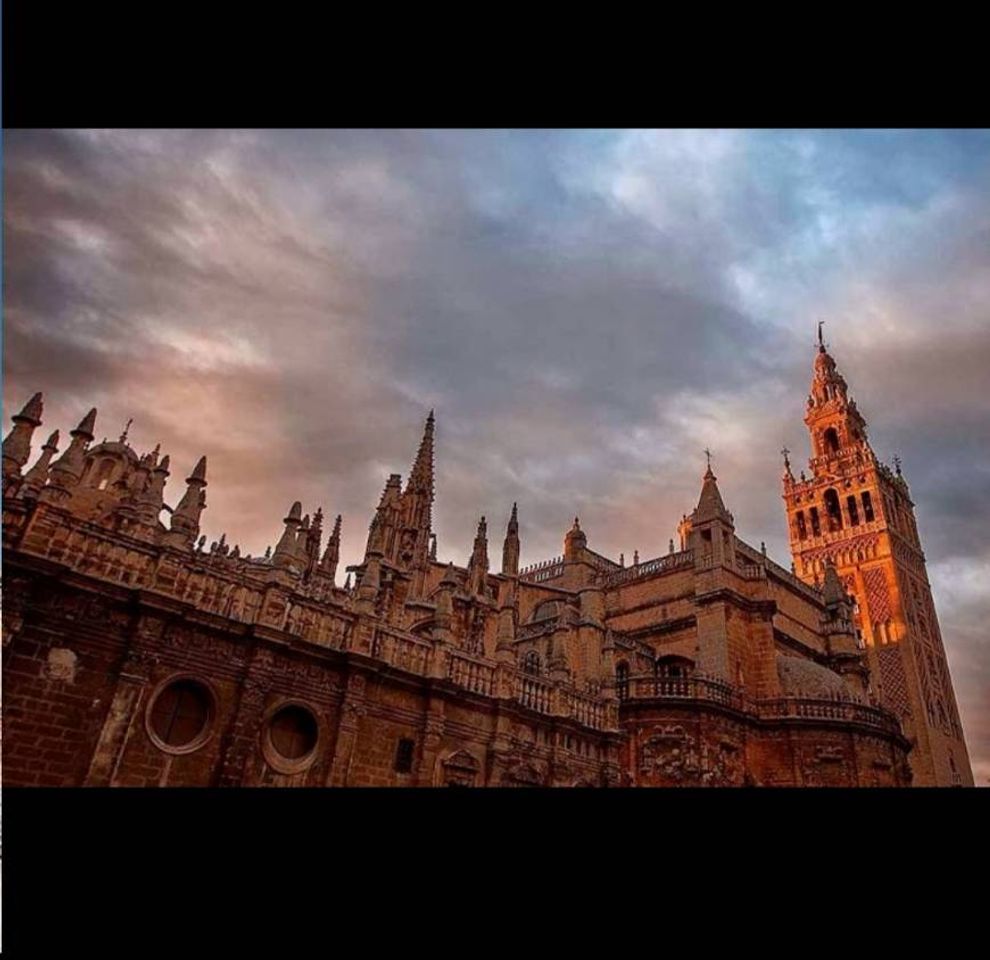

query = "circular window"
[[263, 703, 320, 774], [147, 677, 214, 754], [270, 706, 318, 760]]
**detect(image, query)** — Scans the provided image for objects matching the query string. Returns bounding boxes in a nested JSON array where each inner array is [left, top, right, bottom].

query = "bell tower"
[[783, 327, 973, 786]]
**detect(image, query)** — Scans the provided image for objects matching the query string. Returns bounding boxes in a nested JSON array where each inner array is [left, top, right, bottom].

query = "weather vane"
[[704, 447, 712, 470]]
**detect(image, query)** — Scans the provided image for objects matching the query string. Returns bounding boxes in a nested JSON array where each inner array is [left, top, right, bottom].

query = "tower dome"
[[776, 655, 859, 702]]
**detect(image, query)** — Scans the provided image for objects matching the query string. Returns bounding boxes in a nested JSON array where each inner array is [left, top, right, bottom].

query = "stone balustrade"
[[447, 650, 496, 696], [622, 672, 900, 735], [518, 675, 554, 715], [602, 550, 693, 587]]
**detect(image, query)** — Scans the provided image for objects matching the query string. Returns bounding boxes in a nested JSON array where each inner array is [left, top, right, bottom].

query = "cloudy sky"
[[4, 129, 989, 781]]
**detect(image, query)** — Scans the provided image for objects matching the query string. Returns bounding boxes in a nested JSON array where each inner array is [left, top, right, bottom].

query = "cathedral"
[[0, 338, 974, 787]]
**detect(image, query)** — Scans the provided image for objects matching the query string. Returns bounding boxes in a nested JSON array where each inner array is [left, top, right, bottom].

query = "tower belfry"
[[783, 335, 973, 785]]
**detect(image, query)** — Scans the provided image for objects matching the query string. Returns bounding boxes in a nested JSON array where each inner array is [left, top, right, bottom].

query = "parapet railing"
[[447, 650, 496, 697], [562, 687, 608, 730], [625, 674, 744, 709], [755, 697, 901, 735], [601, 550, 693, 587], [733, 539, 823, 603], [519, 675, 554, 715], [368, 627, 614, 731], [519, 557, 566, 583], [621, 672, 900, 735]]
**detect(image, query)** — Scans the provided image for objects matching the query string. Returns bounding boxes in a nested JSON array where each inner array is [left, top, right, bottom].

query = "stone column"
[[84, 614, 163, 786], [216, 645, 275, 787], [415, 696, 446, 786], [327, 671, 368, 786]]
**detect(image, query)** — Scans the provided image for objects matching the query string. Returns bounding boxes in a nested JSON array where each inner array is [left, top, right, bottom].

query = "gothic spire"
[[782, 445, 794, 482], [405, 409, 435, 498], [693, 458, 733, 526], [320, 513, 342, 581], [501, 502, 520, 576], [468, 515, 489, 595]]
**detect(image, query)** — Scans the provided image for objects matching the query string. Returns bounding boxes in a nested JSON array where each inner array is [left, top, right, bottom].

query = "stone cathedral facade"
[[1, 343, 973, 787]]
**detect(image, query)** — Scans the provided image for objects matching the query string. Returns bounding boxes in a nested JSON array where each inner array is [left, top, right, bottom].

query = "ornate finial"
[[893, 455, 902, 476], [704, 447, 712, 470], [619, 552, 625, 567], [781, 446, 791, 468], [633, 549, 640, 566], [818, 319, 825, 348], [669, 538, 674, 554], [119, 418, 133, 444]]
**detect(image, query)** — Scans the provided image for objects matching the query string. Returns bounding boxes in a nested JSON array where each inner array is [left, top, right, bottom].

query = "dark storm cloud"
[[4, 128, 989, 780]]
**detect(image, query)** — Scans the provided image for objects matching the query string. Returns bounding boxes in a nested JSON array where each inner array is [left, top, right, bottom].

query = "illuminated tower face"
[[783, 338, 973, 786]]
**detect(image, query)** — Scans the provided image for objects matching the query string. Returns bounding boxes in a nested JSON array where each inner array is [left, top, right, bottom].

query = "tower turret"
[[564, 516, 587, 561], [687, 455, 735, 568], [167, 456, 207, 547], [19, 430, 59, 500], [272, 500, 303, 570], [44, 408, 97, 500], [3, 391, 44, 486]]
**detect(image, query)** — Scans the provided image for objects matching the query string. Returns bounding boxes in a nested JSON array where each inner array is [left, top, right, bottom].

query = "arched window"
[[93, 457, 116, 490], [862, 491, 875, 522], [530, 600, 561, 623], [823, 427, 840, 454], [824, 488, 843, 532], [796, 510, 808, 541], [655, 655, 693, 679], [616, 662, 629, 701], [523, 650, 542, 676], [846, 494, 860, 526], [809, 506, 821, 537]]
